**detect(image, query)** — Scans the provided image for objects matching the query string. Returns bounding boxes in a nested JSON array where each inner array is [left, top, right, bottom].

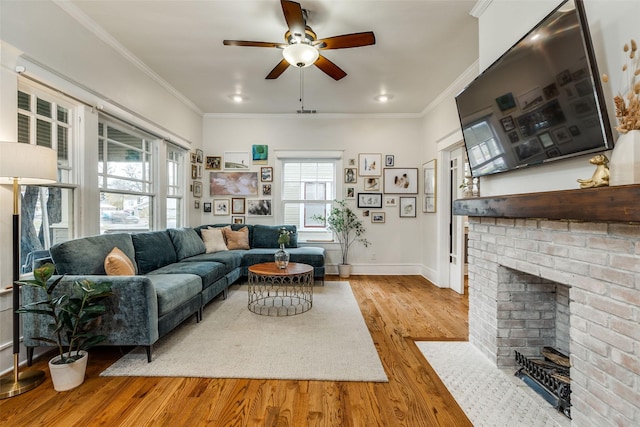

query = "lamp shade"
[[282, 43, 319, 68], [0, 142, 57, 184]]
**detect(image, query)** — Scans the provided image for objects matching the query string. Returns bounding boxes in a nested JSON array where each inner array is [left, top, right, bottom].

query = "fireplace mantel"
[[453, 184, 640, 223]]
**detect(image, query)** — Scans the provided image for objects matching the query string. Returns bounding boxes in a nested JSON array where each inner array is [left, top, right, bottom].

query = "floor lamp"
[[0, 141, 57, 399]]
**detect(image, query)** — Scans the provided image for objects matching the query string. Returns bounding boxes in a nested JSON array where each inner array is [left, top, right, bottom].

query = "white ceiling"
[[68, 0, 479, 115]]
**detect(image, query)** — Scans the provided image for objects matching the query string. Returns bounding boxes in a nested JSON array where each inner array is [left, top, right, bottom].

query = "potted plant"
[[314, 200, 370, 278], [17, 263, 113, 391], [274, 226, 292, 269]]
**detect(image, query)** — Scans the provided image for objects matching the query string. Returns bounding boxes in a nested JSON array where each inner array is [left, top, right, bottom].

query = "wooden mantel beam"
[[453, 184, 640, 223]]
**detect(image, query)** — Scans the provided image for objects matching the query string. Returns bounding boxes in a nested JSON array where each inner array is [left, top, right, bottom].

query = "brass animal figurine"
[[577, 154, 610, 188]]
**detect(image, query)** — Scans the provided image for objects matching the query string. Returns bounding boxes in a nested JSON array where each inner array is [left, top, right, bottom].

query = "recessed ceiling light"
[[229, 94, 246, 103], [374, 94, 392, 103]]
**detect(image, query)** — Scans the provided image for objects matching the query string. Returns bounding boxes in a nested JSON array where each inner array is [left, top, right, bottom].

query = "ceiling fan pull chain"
[[299, 66, 304, 110]]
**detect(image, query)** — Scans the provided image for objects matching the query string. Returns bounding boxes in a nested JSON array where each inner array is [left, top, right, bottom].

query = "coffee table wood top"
[[248, 262, 313, 277]]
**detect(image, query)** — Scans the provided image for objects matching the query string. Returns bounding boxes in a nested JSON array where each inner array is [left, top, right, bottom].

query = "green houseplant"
[[17, 263, 113, 391], [314, 200, 370, 278]]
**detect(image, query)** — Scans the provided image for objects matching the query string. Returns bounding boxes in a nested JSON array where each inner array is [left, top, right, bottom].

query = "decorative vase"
[[274, 244, 289, 269], [338, 264, 351, 278], [609, 130, 640, 186], [48, 350, 88, 392]]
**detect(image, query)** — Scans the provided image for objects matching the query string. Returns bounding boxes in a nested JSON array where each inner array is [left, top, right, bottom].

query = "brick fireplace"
[[454, 186, 640, 427]]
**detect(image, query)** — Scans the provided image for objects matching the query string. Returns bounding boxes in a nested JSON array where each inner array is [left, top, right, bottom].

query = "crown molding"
[[202, 112, 423, 120], [52, 0, 203, 117], [470, 0, 493, 18]]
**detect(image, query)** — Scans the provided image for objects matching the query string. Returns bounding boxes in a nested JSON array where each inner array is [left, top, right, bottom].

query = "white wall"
[[475, 0, 639, 196], [0, 0, 202, 375], [201, 115, 425, 275]]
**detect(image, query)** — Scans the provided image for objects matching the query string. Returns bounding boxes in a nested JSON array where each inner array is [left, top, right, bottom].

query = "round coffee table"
[[247, 262, 313, 316]]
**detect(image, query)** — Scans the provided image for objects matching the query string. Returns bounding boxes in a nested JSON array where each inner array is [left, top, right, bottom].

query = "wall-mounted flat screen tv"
[[455, 0, 613, 178]]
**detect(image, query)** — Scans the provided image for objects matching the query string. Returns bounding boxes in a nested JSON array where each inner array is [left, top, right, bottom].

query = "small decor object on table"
[[577, 154, 610, 189], [274, 227, 292, 269], [602, 38, 640, 185]]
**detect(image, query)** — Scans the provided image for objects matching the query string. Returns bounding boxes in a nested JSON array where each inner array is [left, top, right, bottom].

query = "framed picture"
[[358, 153, 382, 176], [571, 97, 595, 116], [224, 151, 250, 169], [210, 172, 258, 196], [399, 197, 417, 218], [203, 202, 212, 213], [261, 167, 273, 182], [344, 167, 357, 183], [500, 116, 515, 132], [252, 145, 268, 164], [345, 187, 355, 199], [543, 83, 559, 99], [364, 177, 380, 191], [357, 192, 383, 208], [384, 196, 397, 207], [197, 165, 202, 179], [213, 199, 229, 215], [348, 158, 356, 166], [194, 200, 200, 209], [517, 87, 544, 110], [304, 204, 326, 228], [231, 197, 245, 214], [371, 212, 385, 223], [262, 184, 272, 196], [546, 147, 561, 158], [552, 126, 572, 144], [193, 181, 202, 198], [423, 159, 436, 213], [508, 131, 520, 143], [190, 152, 197, 163], [191, 164, 198, 179], [205, 156, 221, 170], [538, 132, 555, 148], [515, 138, 543, 161], [495, 92, 516, 111], [195, 149, 204, 163], [247, 199, 272, 216], [232, 216, 245, 224], [385, 155, 395, 167], [383, 168, 418, 194], [556, 69, 572, 87]]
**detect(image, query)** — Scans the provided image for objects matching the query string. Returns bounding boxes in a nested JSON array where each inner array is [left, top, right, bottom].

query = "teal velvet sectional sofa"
[[22, 224, 325, 363]]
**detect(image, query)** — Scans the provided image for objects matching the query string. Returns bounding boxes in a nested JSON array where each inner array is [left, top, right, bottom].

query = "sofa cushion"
[[145, 274, 202, 316], [223, 226, 250, 250], [50, 233, 135, 275], [252, 224, 298, 248], [201, 228, 228, 253], [148, 261, 227, 289], [104, 247, 136, 276], [132, 231, 178, 274], [183, 250, 243, 271], [168, 228, 206, 260]]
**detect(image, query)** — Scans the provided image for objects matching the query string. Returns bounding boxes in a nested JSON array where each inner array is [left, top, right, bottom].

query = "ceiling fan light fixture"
[[282, 43, 319, 68]]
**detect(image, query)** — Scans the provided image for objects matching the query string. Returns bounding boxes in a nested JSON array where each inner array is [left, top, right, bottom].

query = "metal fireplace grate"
[[515, 349, 572, 419]]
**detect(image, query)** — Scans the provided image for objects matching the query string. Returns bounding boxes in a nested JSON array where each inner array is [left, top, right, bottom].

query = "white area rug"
[[101, 282, 388, 382], [416, 341, 570, 427]]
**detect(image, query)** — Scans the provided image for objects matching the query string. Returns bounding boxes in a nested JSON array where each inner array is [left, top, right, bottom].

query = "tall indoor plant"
[[17, 263, 113, 391], [316, 200, 370, 278]]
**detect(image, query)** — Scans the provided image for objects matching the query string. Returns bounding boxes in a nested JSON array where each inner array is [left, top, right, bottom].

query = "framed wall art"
[[371, 212, 385, 223], [247, 199, 272, 216], [193, 181, 202, 198], [345, 187, 355, 199], [252, 145, 268, 164], [383, 168, 418, 194], [203, 202, 212, 213], [210, 172, 258, 196], [213, 199, 229, 215], [232, 216, 245, 224], [344, 167, 357, 183], [384, 196, 397, 207], [385, 154, 394, 167], [231, 197, 245, 214], [358, 153, 382, 176], [205, 156, 221, 170], [224, 151, 250, 169], [399, 197, 417, 218], [357, 192, 382, 208], [195, 149, 204, 163], [261, 166, 273, 182], [262, 184, 272, 196], [364, 177, 380, 191]]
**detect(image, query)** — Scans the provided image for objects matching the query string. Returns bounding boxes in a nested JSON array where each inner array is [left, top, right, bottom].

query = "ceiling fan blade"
[[223, 40, 285, 49], [266, 59, 290, 79], [281, 0, 306, 39], [314, 55, 347, 81], [315, 32, 376, 50]]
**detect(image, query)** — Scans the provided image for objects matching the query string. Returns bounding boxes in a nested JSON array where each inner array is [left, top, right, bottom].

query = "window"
[[463, 119, 506, 176], [98, 118, 155, 234], [17, 85, 76, 271], [281, 159, 336, 241], [166, 144, 186, 228]]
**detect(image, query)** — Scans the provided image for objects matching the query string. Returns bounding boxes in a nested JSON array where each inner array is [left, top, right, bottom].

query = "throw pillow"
[[223, 226, 250, 250], [104, 247, 136, 276], [201, 228, 229, 253]]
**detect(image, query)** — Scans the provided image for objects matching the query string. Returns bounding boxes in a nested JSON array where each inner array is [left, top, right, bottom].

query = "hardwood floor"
[[0, 275, 471, 426]]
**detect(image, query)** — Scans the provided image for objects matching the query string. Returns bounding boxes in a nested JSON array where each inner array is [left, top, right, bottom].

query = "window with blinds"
[[281, 160, 335, 241], [166, 144, 186, 228]]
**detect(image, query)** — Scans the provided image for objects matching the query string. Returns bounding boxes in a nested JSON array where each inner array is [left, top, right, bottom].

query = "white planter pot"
[[338, 264, 351, 278], [609, 130, 640, 185], [48, 350, 88, 392]]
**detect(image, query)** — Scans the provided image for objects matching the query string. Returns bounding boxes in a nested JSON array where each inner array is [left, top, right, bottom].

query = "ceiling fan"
[[223, 0, 375, 81]]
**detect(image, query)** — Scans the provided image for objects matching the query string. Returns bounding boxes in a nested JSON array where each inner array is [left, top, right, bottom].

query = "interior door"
[[448, 148, 465, 294]]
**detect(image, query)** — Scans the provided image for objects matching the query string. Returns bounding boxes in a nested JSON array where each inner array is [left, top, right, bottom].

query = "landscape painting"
[[210, 172, 258, 196]]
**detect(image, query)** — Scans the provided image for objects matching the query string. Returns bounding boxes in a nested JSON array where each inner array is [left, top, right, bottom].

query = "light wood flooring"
[[0, 275, 471, 426]]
